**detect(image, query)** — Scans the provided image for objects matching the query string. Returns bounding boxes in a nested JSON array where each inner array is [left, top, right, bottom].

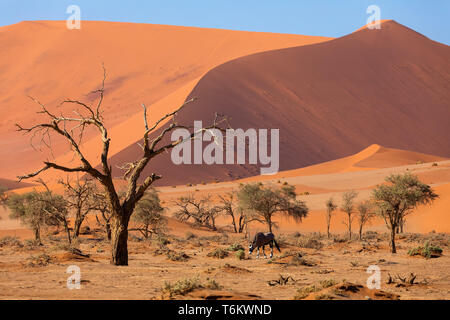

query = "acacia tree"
[[59, 176, 97, 239], [218, 192, 247, 233], [325, 198, 337, 239], [8, 192, 46, 245], [16, 67, 229, 265], [129, 188, 166, 239], [237, 183, 309, 233], [372, 173, 438, 253], [340, 190, 358, 240], [174, 194, 221, 231], [7, 189, 69, 244], [0, 186, 7, 208], [356, 200, 374, 240]]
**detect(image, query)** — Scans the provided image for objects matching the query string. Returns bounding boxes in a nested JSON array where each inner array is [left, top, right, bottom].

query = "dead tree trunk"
[[73, 213, 83, 238], [34, 226, 42, 245], [348, 214, 352, 240], [63, 219, 72, 244], [110, 213, 131, 265], [390, 225, 397, 254]]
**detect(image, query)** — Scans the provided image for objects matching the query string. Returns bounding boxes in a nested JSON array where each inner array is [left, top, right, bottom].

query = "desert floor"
[[1, 146, 449, 300], [0, 230, 449, 300]]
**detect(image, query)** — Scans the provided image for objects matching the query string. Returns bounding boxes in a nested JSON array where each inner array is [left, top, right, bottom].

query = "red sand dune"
[[0, 178, 33, 190], [107, 20, 450, 186], [0, 20, 330, 180], [241, 144, 449, 181]]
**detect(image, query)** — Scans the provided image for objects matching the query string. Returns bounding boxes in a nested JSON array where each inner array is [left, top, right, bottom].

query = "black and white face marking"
[[248, 244, 254, 254]]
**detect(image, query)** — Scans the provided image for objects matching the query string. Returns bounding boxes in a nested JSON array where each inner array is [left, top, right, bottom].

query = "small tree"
[[340, 190, 358, 240], [7, 190, 69, 244], [0, 186, 7, 221], [372, 173, 438, 253], [325, 198, 337, 239], [59, 176, 97, 239], [174, 194, 221, 230], [237, 183, 308, 233], [356, 200, 374, 240], [8, 192, 45, 244], [218, 192, 247, 233], [0, 185, 7, 208], [130, 188, 166, 239]]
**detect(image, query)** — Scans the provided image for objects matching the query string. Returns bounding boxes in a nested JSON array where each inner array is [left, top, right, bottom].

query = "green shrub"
[[163, 277, 201, 297], [167, 251, 190, 262], [235, 249, 245, 260], [408, 241, 443, 259], [227, 243, 244, 252]]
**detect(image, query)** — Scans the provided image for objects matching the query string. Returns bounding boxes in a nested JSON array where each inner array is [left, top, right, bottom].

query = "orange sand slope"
[[0, 178, 33, 190], [2, 145, 450, 235], [0, 20, 331, 180], [241, 144, 449, 181], [109, 20, 450, 186]]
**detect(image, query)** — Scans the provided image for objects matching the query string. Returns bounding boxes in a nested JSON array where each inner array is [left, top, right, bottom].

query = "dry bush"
[[205, 279, 222, 290], [363, 231, 379, 240], [297, 236, 324, 250], [199, 234, 230, 245], [185, 232, 197, 240], [267, 274, 297, 286], [163, 277, 201, 298], [162, 276, 221, 298], [207, 248, 229, 259], [294, 279, 337, 300], [294, 284, 322, 299], [166, 250, 190, 262], [227, 243, 244, 252], [0, 236, 24, 248], [25, 253, 52, 267], [290, 253, 316, 267]]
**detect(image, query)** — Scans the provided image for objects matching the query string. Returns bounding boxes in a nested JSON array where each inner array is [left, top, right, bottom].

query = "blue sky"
[[1, 0, 449, 44]]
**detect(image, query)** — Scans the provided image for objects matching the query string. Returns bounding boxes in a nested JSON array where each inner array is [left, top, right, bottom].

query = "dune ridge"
[[0, 20, 331, 179], [108, 20, 450, 186], [241, 144, 449, 181]]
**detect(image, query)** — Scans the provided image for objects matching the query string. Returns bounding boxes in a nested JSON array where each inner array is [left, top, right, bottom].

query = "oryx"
[[248, 232, 281, 259]]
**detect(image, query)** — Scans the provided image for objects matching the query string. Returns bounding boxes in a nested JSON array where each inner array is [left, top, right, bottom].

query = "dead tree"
[[58, 176, 97, 239], [218, 192, 246, 233], [325, 197, 337, 239], [356, 200, 375, 240], [93, 191, 113, 240], [173, 194, 221, 231], [16, 66, 230, 265], [340, 190, 358, 240]]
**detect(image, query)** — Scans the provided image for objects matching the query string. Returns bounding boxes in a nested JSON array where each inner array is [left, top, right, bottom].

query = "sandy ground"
[[0, 20, 448, 300], [0, 145, 449, 300], [0, 231, 448, 300]]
